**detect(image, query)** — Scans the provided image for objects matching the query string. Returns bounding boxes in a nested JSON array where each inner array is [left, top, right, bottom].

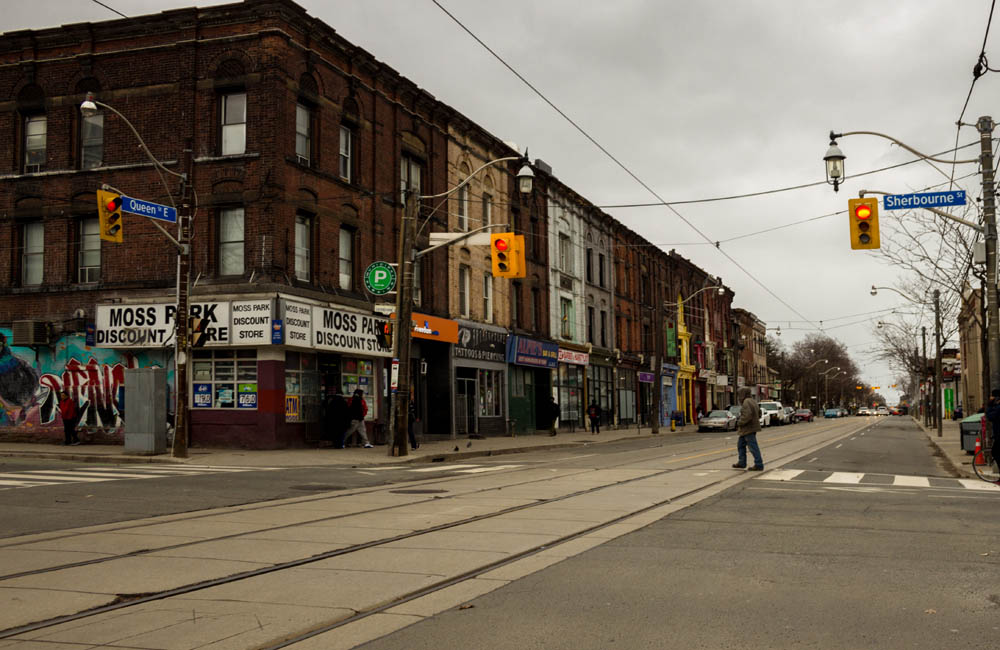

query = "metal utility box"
[[124, 368, 167, 455], [959, 413, 984, 454]]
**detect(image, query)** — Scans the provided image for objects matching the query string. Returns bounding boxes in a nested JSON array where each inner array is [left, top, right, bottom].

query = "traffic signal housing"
[[97, 189, 123, 243], [847, 197, 880, 250], [491, 232, 524, 278], [375, 321, 393, 351]]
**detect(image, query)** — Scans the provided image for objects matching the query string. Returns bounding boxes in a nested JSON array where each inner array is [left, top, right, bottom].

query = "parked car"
[[729, 404, 770, 428], [824, 408, 839, 418], [783, 406, 797, 423], [759, 401, 786, 426], [698, 409, 737, 432], [794, 408, 813, 422], [838, 408, 848, 417]]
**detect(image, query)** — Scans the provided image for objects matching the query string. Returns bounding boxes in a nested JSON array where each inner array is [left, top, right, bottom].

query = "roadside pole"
[[934, 289, 943, 438], [922, 327, 928, 427], [978, 117, 1000, 396], [171, 141, 193, 458], [390, 191, 418, 457]]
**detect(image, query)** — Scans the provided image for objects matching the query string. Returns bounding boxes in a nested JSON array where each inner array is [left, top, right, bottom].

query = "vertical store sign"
[[282, 300, 313, 347], [230, 300, 272, 344]]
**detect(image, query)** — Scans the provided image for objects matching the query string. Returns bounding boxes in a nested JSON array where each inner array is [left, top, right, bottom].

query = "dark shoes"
[[732, 464, 746, 469], [748, 466, 764, 471]]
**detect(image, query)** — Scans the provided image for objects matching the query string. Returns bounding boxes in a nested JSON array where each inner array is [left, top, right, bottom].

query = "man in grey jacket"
[[733, 386, 764, 471]]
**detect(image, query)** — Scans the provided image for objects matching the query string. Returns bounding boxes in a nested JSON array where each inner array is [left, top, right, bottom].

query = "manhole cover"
[[289, 485, 346, 491], [390, 489, 449, 494]]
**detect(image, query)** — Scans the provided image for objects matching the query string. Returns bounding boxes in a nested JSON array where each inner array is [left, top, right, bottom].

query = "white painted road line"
[[957, 479, 1000, 491], [759, 469, 805, 481], [454, 465, 521, 474], [409, 464, 477, 473], [893, 475, 930, 488], [0, 473, 112, 483], [30, 470, 162, 479], [824, 472, 864, 484]]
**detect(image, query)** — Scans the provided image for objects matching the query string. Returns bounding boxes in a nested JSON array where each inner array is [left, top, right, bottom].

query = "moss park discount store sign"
[[95, 296, 392, 357]]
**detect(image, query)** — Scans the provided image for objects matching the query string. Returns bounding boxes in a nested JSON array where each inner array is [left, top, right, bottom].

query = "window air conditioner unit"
[[12, 320, 50, 346]]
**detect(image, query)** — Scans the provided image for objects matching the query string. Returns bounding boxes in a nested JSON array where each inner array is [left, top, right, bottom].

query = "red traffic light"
[[854, 203, 872, 220], [494, 238, 509, 252]]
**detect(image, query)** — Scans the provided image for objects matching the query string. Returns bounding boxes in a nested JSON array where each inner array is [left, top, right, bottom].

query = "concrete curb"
[[911, 415, 972, 479]]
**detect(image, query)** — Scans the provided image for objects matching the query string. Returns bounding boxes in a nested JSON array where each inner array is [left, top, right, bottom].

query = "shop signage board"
[[230, 300, 272, 344], [716, 374, 729, 386], [237, 383, 258, 409], [96, 302, 231, 348], [506, 336, 558, 368], [638, 371, 655, 383], [455, 324, 507, 363], [408, 312, 459, 344], [282, 300, 313, 348], [193, 383, 212, 408], [557, 348, 589, 366], [312, 306, 392, 357]]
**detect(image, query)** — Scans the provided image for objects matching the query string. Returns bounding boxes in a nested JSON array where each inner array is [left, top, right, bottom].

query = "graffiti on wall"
[[0, 330, 172, 431]]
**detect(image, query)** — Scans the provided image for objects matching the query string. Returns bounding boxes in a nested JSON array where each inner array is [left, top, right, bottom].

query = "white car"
[[759, 401, 786, 426], [876, 406, 889, 416], [728, 404, 771, 428]]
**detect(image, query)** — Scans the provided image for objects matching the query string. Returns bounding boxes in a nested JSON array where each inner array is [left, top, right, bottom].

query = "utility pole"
[[978, 117, 1000, 395], [650, 280, 661, 434], [934, 289, 943, 438], [171, 140, 193, 458], [922, 326, 928, 426], [389, 191, 419, 457]]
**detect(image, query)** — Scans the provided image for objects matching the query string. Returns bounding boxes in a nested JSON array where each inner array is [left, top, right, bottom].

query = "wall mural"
[[0, 329, 172, 433]]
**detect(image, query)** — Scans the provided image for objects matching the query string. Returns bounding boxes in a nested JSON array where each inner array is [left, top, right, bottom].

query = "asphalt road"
[[355, 417, 1000, 649]]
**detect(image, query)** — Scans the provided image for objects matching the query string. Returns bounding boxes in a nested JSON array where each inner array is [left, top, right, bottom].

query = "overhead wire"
[[950, 0, 997, 188]]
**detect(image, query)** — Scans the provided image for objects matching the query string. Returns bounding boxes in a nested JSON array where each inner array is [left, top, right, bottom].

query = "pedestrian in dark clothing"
[[733, 386, 763, 470], [985, 389, 1000, 463], [325, 388, 350, 449], [344, 389, 373, 448], [408, 399, 419, 450], [548, 395, 560, 436], [58, 391, 80, 446], [587, 401, 602, 434]]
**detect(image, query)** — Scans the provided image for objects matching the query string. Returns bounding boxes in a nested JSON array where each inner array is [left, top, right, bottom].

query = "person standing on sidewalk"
[[587, 401, 602, 434], [58, 391, 80, 446], [344, 389, 373, 448], [547, 395, 560, 436], [733, 386, 763, 470], [325, 387, 350, 449]]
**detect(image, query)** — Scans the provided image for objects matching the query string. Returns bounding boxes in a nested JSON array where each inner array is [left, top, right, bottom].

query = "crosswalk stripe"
[[0, 473, 112, 483], [824, 472, 864, 484], [0, 479, 54, 487], [893, 475, 930, 488], [957, 479, 1000, 491], [759, 469, 804, 481]]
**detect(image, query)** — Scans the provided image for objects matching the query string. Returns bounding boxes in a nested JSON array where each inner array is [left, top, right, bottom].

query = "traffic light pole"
[[171, 141, 194, 458], [977, 117, 1000, 398]]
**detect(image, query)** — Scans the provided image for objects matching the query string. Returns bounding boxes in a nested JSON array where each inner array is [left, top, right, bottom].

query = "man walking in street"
[[344, 389, 373, 448], [733, 386, 764, 470]]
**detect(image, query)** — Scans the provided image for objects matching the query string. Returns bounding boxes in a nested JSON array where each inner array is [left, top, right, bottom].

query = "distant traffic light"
[[97, 189, 123, 243], [847, 197, 880, 250], [491, 232, 522, 278]]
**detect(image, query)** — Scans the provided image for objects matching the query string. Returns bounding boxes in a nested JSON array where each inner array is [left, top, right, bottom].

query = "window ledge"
[[194, 153, 261, 163], [0, 160, 180, 181]]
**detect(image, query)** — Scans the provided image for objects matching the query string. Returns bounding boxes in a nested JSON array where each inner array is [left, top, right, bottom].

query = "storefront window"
[[192, 349, 257, 409], [587, 364, 613, 425], [478, 369, 503, 417], [285, 351, 320, 422], [341, 357, 375, 419], [556, 363, 584, 427]]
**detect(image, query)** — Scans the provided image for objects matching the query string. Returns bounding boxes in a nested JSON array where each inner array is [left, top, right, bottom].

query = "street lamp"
[[391, 154, 533, 456], [819, 365, 841, 410], [827, 123, 1000, 400], [80, 93, 192, 458]]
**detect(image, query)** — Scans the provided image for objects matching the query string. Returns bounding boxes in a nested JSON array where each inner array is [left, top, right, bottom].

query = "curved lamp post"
[[819, 365, 841, 410], [392, 154, 533, 456], [81, 93, 192, 458]]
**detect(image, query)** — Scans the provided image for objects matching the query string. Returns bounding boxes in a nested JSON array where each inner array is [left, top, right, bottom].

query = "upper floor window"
[[339, 228, 354, 290], [295, 103, 311, 165], [600, 310, 608, 348], [219, 207, 245, 276], [221, 93, 246, 155], [22, 222, 44, 286], [457, 183, 469, 231], [400, 156, 422, 203], [24, 115, 46, 173], [598, 253, 606, 288], [512, 282, 522, 328], [78, 218, 100, 284], [587, 306, 595, 344], [586, 248, 593, 283], [531, 288, 540, 331], [482, 192, 493, 227], [81, 113, 103, 170], [483, 273, 493, 323], [560, 298, 573, 339], [458, 265, 470, 318], [559, 234, 573, 274], [295, 214, 311, 281], [339, 125, 353, 182]]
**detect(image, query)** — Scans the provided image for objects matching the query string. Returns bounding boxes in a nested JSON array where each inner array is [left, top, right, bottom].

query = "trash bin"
[[959, 413, 984, 454]]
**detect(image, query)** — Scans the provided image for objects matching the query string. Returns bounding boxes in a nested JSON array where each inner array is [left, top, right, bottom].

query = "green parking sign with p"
[[364, 262, 397, 295]]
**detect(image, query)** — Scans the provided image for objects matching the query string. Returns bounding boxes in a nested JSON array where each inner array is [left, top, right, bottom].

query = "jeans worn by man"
[[733, 387, 764, 470]]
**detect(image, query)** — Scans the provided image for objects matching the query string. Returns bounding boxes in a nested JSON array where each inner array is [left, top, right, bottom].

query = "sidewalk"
[[0, 423, 687, 468], [913, 415, 975, 478]]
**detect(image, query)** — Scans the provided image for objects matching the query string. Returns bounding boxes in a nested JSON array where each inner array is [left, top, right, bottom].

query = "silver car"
[[699, 409, 737, 432]]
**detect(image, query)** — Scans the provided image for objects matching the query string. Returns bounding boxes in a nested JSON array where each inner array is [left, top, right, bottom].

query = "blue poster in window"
[[237, 383, 258, 409], [193, 383, 212, 408]]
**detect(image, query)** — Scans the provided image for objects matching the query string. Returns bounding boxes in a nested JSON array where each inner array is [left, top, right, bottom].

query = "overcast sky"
[[10, 0, 999, 405]]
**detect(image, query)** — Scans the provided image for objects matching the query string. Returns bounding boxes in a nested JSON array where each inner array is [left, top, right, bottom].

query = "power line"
[[91, 0, 128, 19], [431, 0, 817, 327]]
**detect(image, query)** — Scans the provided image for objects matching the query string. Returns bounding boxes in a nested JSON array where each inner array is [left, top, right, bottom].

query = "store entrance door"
[[455, 377, 476, 435]]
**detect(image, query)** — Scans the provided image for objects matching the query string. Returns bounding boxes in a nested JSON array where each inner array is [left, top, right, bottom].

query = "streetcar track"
[[0, 419, 873, 641]]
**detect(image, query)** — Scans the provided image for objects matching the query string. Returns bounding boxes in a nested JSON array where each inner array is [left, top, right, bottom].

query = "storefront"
[[453, 321, 507, 437], [556, 346, 589, 431], [660, 364, 678, 426], [506, 335, 557, 434], [94, 294, 392, 449], [616, 353, 640, 426], [715, 374, 731, 409], [638, 371, 655, 425], [587, 351, 615, 428], [402, 312, 458, 439]]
